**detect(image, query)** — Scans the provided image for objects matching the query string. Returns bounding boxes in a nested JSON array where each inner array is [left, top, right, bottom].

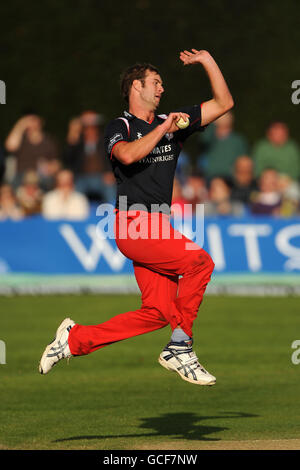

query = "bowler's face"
[[140, 70, 164, 110]]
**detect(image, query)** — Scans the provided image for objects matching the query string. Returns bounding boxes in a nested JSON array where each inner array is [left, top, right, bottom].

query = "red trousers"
[[68, 211, 214, 356]]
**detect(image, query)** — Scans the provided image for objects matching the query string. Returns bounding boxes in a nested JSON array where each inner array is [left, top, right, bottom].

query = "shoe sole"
[[39, 318, 73, 375], [158, 356, 216, 386]]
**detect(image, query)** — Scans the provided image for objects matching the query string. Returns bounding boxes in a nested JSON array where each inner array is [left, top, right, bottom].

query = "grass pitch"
[[1, 294, 300, 450]]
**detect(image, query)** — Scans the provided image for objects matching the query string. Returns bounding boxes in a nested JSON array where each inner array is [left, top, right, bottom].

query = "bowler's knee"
[[191, 249, 215, 274]]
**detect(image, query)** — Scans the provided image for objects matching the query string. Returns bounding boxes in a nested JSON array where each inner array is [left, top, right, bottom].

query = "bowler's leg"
[[68, 264, 178, 356]]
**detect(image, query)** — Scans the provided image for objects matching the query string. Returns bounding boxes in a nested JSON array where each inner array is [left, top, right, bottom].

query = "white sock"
[[171, 328, 191, 343]]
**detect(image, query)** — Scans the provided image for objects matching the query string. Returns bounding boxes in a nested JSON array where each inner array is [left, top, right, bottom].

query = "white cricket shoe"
[[158, 339, 216, 386], [39, 318, 75, 375]]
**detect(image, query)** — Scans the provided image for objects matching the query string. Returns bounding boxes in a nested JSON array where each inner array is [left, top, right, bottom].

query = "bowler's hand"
[[161, 112, 190, 134], [180, 49, 213, 66]]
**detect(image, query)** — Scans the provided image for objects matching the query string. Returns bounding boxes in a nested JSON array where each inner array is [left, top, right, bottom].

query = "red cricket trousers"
[[68, 211, 215, 356]]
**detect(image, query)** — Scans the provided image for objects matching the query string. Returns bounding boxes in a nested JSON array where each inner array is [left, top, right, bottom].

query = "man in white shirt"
[[42, 169, 89, 220]]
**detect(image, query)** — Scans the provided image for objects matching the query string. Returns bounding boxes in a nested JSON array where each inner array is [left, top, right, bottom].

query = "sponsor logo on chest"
[[135, 131, 175, 164]]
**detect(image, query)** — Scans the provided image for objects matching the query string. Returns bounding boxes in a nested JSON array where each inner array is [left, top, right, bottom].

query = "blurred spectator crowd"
[[0, 108, 300, 221]]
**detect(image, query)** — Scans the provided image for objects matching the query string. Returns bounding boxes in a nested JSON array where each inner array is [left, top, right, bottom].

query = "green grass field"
[[1, 294, 300, 450]]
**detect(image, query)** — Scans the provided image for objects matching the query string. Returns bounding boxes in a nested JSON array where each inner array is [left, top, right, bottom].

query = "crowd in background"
[[0, 109, 300, 221]]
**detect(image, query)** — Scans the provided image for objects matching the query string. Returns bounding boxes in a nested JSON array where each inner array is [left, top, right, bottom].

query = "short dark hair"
[[266, 119, 287, 130], [120, 63, 160, 103]]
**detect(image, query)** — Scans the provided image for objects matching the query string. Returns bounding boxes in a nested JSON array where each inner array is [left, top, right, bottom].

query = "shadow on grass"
[[54, 411, 258, 443]]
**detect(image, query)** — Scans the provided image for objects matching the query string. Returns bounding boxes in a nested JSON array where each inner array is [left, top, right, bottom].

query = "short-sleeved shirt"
[[104, 105, 206, 213]]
